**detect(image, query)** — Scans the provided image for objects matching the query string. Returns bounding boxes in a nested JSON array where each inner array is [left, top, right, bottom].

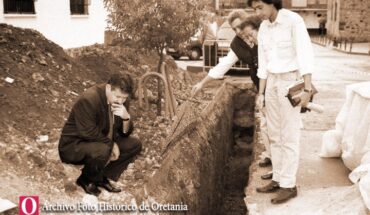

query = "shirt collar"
[[267, 9, 285, 26]]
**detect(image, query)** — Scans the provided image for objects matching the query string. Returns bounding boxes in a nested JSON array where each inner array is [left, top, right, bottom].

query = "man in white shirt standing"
[[248, 0, 314, 204]]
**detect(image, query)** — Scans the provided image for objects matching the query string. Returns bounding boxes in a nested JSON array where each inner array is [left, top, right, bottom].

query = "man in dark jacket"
[[59, 73, 142, 196]]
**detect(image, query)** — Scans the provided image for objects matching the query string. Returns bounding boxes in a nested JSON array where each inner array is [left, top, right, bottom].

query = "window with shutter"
[[3, 0, 35, 14], [70, 0, 89, 15]]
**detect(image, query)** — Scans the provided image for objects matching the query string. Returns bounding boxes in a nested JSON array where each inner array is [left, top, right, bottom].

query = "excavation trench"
[[143, 80, 256, 215]]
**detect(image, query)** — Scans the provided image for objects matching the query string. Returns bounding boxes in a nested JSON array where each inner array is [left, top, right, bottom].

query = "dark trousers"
[[59, 136, 142, 183]]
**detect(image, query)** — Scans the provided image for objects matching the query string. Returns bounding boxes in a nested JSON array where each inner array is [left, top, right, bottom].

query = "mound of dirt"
[[0, 24, 163, 141], [66, 44, 158, 81], [0, 23, 102, 140]]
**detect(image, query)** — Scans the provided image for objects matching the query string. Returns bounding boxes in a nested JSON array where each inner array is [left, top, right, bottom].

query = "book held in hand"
[[286, 80, 324, 113]]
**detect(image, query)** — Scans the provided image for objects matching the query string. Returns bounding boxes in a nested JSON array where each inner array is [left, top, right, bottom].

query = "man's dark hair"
[[247, 0, 283, 10], [240, 15, 263, 30], [108, 73, 134, 96]]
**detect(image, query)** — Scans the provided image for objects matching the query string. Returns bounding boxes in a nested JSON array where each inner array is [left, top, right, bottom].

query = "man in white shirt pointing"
[[248, 0, 314, 204]]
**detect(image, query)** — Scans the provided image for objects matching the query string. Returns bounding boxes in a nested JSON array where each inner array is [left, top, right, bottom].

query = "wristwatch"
[[304, 88, 313, 93]]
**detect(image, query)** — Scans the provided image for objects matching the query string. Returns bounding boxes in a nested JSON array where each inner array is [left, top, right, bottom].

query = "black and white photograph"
[[0, 0, 370, 214]]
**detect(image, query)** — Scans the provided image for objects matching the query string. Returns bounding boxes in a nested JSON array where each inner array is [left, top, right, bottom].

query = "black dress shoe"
[[271, 187, 297, 204], [97, 178, 121, 193], [259, 157, 272, 167], [261, 172, 273, 180], [76, 177, 101, 196], [256, 180, 280, 193]]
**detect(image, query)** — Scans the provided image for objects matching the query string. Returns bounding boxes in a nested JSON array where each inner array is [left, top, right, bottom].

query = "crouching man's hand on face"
[[112, 103, 130, 119], [110, 142, 120, 161]]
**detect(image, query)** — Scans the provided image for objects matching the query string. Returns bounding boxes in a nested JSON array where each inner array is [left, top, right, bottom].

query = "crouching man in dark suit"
[[59, 73, 142, 196]]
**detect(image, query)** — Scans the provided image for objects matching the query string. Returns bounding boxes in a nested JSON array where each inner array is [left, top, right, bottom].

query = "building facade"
[[0, 0, 108, 48], [326, 0, 370, 42]]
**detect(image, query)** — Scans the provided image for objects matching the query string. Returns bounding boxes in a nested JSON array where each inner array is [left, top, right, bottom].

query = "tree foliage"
[[104, 0, 205, 59], [104, 0, 205, 116]]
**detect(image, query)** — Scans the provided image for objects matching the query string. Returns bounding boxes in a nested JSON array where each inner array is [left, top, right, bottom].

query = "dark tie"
[[107, 105, 114, 140]]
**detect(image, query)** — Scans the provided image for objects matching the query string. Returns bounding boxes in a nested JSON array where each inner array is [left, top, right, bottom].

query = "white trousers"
[[265, 71, 302, 188]]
